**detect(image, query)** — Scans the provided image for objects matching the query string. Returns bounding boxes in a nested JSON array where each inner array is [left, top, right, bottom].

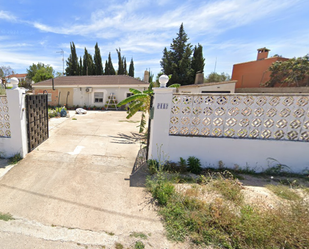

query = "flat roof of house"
[[179, 80, 237, 88], [32, 75, 149, 87]]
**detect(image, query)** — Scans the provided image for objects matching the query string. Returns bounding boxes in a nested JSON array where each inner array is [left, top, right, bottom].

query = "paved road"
[[0, 111, 171, 248]]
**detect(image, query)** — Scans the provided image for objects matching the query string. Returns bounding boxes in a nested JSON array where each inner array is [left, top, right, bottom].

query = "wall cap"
[[153, 87, 175, 94]]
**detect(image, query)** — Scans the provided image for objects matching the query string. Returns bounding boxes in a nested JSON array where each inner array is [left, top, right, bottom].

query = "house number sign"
[[157, 103, 168, 109]]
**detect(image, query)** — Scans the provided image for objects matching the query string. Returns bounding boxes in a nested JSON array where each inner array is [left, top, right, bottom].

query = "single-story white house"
[[32, 75, 149, 108]]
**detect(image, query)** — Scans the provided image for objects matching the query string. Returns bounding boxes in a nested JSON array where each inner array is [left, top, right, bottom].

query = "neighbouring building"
[[32, 75, 149, 108], [231, 48, 289, 88], [178, 72, 236, 93], [7, 73, 27, 82], [178, 81, 236, 94]]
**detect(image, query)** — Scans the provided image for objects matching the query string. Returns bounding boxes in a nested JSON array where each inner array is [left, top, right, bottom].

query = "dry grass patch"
[[148, 171, 309, 248]]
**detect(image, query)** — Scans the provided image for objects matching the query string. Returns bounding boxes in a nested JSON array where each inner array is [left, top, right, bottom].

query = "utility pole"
[[56, 49, 64, 76]]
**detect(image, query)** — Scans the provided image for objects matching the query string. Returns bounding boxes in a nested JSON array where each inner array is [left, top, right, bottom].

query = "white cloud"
[[1, 0, 306, 77], [0, 10, 17, 22], [29, 0, 299, 45], [0, 49, 60, 72]]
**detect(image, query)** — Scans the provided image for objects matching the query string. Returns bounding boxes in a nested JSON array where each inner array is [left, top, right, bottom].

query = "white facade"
[[0, 87, 28, 158], [73, 86, 148, 107], [149, 89, 309, 173]]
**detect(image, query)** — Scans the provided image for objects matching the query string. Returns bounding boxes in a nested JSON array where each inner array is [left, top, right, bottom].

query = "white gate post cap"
[[11, 77, 19, 89], [159, 74, 169, 88]]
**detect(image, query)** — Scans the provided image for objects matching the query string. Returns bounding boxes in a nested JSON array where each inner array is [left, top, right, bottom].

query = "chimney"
[[257, 47, 270, 60], [194, 72, 204, 84], [143, 70, 149, 83]]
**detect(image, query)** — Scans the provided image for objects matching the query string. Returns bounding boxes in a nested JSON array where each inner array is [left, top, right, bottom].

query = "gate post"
[[6, 78, 28, 157], [148, 87, 174, 161]]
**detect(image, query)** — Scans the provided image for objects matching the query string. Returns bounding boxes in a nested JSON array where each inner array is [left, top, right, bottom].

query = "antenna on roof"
[[214, 57, 217, 73], [56, 49, 64, 76]]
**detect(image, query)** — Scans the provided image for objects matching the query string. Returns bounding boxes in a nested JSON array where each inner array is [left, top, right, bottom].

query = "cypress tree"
[[123, 57, 127, 75], [128, 58, 134, 77], [65, 42, 79, 76], [94, 43, 103, 75], [192, 44, 205, 74], [79, 57, 83, 75], [104, 53, 116, 75], [83, 48, 94, 75], [104, 60, 109, 75], [116, 48, 124, 75]]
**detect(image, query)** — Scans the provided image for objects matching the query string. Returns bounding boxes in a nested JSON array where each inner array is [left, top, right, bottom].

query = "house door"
[[25, 94, 49, 152]]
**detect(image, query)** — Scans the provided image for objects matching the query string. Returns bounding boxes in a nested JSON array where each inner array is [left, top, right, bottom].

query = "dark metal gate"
[[25, 94, 49, 152]]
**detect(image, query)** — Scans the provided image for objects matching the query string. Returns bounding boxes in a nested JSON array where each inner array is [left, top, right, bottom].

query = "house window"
[[48, 93, 52, 102], [94, 92, 104, 103]]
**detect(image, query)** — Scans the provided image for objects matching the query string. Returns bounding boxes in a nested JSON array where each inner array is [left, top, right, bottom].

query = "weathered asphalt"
[[0, 111, 171, 249]]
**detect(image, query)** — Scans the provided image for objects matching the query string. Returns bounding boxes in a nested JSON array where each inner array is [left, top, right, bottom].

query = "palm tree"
[[117, 83, 153, 133], [117, 82, 179, 133]]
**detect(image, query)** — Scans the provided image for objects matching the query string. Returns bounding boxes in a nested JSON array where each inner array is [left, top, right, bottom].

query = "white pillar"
[[148, 87, 174, 161], [6, 81, 28, 158]]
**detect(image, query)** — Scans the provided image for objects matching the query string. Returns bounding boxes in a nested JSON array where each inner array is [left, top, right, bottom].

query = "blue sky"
[[0, 0, 308, 79]]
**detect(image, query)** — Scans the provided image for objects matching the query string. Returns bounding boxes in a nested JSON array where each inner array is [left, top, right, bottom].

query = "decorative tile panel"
[[169, 94, 309, 142], [0, 97, 11, 138]]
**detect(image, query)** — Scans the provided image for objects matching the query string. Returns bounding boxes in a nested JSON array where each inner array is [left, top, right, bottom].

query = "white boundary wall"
[[0, 87, 28, 158], [149, 88, 309, 173]]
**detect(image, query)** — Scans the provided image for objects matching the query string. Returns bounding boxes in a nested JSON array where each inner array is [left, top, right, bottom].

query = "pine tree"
[[65, 42, 79, 76], [160, 47, 172, 75], [94, 43, 103, 75], [191, 44, 205, 81], [170, 23, 193, 85], [104, 53, 116, 75], [83, 48, 94, 75], [129, 58, 134, 77], [116, 48, 124, 75], [160, 24, 201, 86]]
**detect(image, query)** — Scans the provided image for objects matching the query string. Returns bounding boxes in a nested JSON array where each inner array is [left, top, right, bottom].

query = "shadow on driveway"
[[109, 132, 144, 144]]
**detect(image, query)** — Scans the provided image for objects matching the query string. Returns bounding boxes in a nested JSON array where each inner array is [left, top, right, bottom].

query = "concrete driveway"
[[0, 111, 172, 248]]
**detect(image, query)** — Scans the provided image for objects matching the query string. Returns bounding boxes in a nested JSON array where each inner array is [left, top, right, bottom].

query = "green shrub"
[[153, 181, 174, 205], [187, 156, 202, 174], [147, 159, 159, 175], [264, 158, 291, 175], [8, 154, 22, 165], [115, 243, 123, 249], [134, 241, 145, 249], [147, 172, 175, 206], [179, 157, 187, 173], [0, 212, 14, 221], [130, 232, 147, 239]]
